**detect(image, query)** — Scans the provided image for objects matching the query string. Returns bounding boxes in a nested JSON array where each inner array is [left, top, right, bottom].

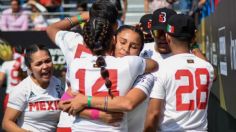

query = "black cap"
[[166, 14, 196, 39], [151, 8, 177, 30], [139, 14, 152, 33]]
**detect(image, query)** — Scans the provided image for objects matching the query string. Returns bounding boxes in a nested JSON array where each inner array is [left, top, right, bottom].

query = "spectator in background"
[[39, 0, 64, 19], [189, 0, 207, 25], [23, 0, 48, 30], [144, 0, 177, 13], [0, 0, 29, 31], [88, 0, 127, 26], [172, 0, 193, 14], [113, 0, 128, 25], [76, 0, 88, 12]]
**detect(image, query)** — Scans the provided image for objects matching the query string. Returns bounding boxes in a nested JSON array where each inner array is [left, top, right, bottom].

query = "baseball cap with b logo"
[[151, 8, 177, 30], [166, 14, 196, 39]]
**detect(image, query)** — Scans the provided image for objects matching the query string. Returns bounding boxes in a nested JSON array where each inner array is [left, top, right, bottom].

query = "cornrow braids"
[[83, 17, 113, 56], [96, 56, 113, 98]]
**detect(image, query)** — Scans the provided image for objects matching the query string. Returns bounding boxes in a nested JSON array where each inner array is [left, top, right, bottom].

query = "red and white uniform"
[[8, 76, 64, 132], [69, 56, 146, 132], [150, 53, 214, 131], [0, 59, 22, 94], [128, 42, 170, 132], [55, 30, 92, 129], [127, 73, 155, 132]]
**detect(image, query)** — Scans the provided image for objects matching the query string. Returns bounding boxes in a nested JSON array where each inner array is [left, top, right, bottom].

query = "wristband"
[[87, 96, 92, 107], [77, 15, 83, 22], [60, 92, 73, 101], [65, 17, 74, 27], [91, 109, 99, 120]]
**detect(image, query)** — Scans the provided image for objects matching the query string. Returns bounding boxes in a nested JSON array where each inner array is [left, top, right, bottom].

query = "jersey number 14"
[[76, 69, 120, 96]]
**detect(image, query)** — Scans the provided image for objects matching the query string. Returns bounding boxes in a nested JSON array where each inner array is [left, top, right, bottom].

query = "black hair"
[[11, 0, 20, 5], [89, 0, 118, 25], [14, 45, 24, 54], [171, 35, 194, 45], [115, 25, 145, 52], [83, 17, 114, 98], [81, 0, 119, 98], [76, 0, 87, 11], [83, 0, 117, 97], [25, 44, 51, 68]]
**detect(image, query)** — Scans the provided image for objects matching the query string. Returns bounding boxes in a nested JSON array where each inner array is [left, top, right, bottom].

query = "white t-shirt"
[[127, 73, 155, 132], [69, 55, 146, 132], [0, 60, 22, 93], [140, 42, 172, 63], [55, 30, 92, 128], [149, 0, 171, 13], [8, 76, 64, 132], [150, 53, 214, 132]]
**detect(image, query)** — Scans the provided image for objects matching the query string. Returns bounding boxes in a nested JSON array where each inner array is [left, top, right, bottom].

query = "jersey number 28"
[[175, 68, 210, 111]]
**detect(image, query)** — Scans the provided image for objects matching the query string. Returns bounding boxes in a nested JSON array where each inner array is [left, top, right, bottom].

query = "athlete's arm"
[[62, 88, 147, 115], [121, 0, 127, 23], [144, 98, 163, 132], [145, 58, 158, 73], [2, 107, 29, 132], [59, 88, 124, 124], [0, 72, 6, 88], [46, 12, 89, 44], [144, 0, 150, 13], [79, 109, 124, 124], [62, 74, 154, 114]]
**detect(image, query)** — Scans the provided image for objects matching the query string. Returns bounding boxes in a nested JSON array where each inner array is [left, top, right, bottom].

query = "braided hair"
[[83, 17, 114, 98]]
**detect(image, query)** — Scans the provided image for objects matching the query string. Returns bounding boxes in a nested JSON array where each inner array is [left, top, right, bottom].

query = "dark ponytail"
[[83, 17, 114, 98], [96, 56, 113, 98]]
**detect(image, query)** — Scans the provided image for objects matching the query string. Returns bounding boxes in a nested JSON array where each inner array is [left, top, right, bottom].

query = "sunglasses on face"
[[152, 30, 165, 38]]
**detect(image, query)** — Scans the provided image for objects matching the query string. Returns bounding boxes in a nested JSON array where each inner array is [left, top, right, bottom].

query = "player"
[[46, 1, 120, 131], [2, 44, 64, 132], [0, 45, 26, 111], [140, 8, 177, 63], [59, 15, 157, 131], [63, 25, 155, 132], [144, 14, 215, 132], [139, 13, 154, 43]]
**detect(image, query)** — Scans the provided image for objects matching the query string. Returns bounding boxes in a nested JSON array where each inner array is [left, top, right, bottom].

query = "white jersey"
[[127, 73, 155, 132], [55, 30, 92, 128], [150, 53, 214, 132], [8, 76, 64, 132], [140, 42, 172, 63], [55, 30, 92, 67], [69, 56, 146, 132], [0, 59, 23, 93]]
